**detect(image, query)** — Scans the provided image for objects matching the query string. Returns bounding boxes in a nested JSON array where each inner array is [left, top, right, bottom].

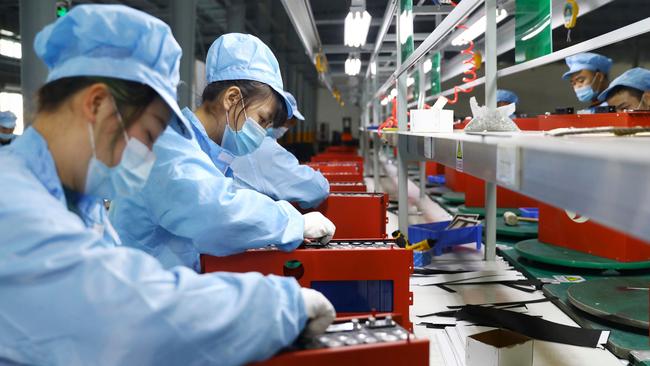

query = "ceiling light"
[[390, 88, 398, 97], [370, 61, 377, 76], [398, 10, 414, 45], [344, 10, 372, 47], [345, 54, 361, 76]]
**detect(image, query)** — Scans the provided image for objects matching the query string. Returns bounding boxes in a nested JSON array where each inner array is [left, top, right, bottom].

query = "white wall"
[[316, 87, 362, 140]]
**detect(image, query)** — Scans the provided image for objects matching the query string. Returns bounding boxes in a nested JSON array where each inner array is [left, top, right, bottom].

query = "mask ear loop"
[[109, 96, 129, 143]]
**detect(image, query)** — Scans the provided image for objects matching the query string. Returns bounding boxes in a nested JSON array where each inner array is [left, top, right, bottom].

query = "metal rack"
[[360, 1, 650, 261]]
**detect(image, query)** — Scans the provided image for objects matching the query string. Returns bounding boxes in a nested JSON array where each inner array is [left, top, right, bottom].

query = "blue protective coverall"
[[109, 108, 304, 270], [231, 136, 329, 209], [0, 127, 307, 365]]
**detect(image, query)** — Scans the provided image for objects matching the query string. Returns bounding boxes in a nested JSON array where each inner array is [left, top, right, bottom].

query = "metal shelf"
[[400, 130, 650, 243]]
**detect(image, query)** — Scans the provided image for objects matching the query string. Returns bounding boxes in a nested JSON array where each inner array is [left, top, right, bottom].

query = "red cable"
[[446, 1, 479, 105]]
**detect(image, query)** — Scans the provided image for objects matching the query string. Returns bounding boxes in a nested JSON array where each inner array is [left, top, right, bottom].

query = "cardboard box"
[[466, 329, 533, 366]]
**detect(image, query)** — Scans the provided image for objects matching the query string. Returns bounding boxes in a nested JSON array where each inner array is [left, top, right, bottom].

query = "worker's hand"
[[302, 212, 336, 244], [300, 287, 336, 337]]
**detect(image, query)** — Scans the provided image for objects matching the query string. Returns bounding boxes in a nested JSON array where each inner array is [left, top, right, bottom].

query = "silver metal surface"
[[483, 0, 498, 261], [401, 131, 650, 243], [365, 0, 398, 78], [396, 1, 410, 234], [373, 0, 483, 99], [280, 0, 334, 93]]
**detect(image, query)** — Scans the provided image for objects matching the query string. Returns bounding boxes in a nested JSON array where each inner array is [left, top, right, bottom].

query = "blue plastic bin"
[[408, 221, 483, 266], [427, 174, 446, 185], [519, 207, 539, 218]]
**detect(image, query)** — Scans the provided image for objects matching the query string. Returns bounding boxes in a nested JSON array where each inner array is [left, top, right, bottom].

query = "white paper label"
[[496, 145, 520, 189]]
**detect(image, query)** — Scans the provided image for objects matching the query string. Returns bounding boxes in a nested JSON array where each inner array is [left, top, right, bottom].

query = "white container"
[[466, 329, 533, 366], [409, 108, 454, 133]]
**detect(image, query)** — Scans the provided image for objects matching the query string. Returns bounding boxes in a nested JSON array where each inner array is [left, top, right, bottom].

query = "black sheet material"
[[455, 305, 607, 348]]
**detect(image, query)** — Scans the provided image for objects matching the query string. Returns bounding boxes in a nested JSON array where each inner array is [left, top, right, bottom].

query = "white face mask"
[[84, 99, 156, 199], [267, 126, 289, 139]]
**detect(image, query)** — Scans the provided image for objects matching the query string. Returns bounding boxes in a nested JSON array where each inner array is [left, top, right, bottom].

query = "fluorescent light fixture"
[[451, 9, 508, 46], [370, 61, 377, 76], [345, 55, 361, 76], [407, 77, 415, 86], [0, 29, 15, 37], [344, 10, 372, 47], [521, 17, 551, 41], [390, 88, 398, 97], [0, 38, 21, 59], [399, 10, 414, 44], [380, 97, 389, 106]]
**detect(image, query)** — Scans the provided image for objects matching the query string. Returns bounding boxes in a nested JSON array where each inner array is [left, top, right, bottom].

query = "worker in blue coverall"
[[562, 52, 612, 113], [109, 33, 336, 271], [0, 5, 334, 365], [598, 67, 650, 112], [0, 110, 17, 146]]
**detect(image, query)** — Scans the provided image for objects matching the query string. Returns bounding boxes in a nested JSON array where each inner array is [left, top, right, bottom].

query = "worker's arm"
[[0, 165, 307, 366], [231, 137, 330, 209], [142, 129, 304, 255]]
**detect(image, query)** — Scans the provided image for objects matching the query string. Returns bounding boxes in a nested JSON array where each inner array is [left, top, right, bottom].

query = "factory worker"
[[562, 52, 612, 113], [0, 110, 17, 145], [0, 5, 334, 365], [598, 67, 650, 112], [109, 33, 336, 271], [496, 89, 518, 118], [231, 91, 330, 209]]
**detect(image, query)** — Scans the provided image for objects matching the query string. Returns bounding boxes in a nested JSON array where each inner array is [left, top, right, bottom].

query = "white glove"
[[300, 287, 336, 337], [303, 212, 336, 244]]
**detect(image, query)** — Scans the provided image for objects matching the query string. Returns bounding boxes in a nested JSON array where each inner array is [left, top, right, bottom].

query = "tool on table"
[[503, 211, 539, 226], [391, 230, 436, 251]]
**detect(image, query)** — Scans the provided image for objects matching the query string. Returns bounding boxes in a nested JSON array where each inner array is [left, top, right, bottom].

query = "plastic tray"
[[408, 221, 483, 266]]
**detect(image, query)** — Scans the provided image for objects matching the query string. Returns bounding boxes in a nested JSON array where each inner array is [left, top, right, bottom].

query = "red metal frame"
[[538, 203, 650, 262], [250, 314, 428, 366], [309, 193, 388, 239], [329, 182, 368, 192], [201, 242, 414, 330], [306, 161, 362, 174], [322, 172, 364, 183], [311, 154, 364, 164], [538, 111, 650, 130]]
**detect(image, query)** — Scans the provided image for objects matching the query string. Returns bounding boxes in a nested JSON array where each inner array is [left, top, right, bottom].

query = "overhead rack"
[[360, 0, 650, 261]]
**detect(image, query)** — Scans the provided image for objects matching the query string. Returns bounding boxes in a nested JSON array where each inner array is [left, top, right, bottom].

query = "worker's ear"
[[222, 86, 242, 112], [80, 83, 112, 125]]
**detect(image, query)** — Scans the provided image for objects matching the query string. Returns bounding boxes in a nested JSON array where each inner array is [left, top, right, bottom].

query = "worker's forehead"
[[607, 90, 641, 106], [570, 69, 595, 81]]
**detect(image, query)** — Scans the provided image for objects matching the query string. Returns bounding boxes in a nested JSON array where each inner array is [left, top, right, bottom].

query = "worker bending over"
[[109, 33, 336, 271], [562, 52, 612, 113], [232, 91, 330, 209], [497, 89, 519, 118], [598, 67, 650, 112], [0, 5, 334, 365]]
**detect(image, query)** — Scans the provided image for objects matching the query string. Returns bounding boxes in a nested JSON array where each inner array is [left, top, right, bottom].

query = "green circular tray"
[[458, 205, 519, 217], [441, 191, 465, 204], [567, 277, 649, 329], [515, 239, 650, 270]]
